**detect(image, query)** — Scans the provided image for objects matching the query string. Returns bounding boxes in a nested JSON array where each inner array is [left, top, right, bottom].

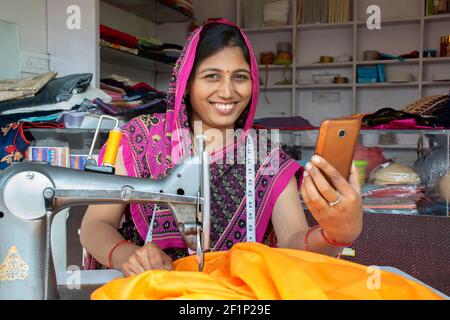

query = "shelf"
[[423, 57, 450, 64], [101, 0, 193, 23], [297, 62, 353, 69], [259, 85, 294, 90], [258, 64, 291, 70], [422, 81, 450, 86], [258, 82, 448, 90], [100, 46, 174, 73], [25, 128, 111, 152], [26, 128, 110, 134], [283, 129, 450, 135], [293, 58, 448, 70], [242, 25, 293, 34], [356, 59, 420, 65], [356, 82, 420, 88], [297, 21, 353, 30], [296, 83, 353, 89], [356, 17, 421, 27], [424, 13, 450, 22]]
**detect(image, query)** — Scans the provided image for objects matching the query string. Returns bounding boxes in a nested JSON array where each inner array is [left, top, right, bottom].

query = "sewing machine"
[[0, 116, 211, 300]]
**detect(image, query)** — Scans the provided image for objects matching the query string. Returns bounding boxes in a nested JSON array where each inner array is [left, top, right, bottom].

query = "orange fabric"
[[91, 243, 443, 300]]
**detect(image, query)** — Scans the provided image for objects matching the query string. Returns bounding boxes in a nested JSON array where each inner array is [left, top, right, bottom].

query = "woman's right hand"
[[120, 242, 173, 277]]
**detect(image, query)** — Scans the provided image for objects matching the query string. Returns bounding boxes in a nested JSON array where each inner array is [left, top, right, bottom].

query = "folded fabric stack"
[[361, 162, 424, 214], [100, 24, 138, 54], [97, 74, 167, 119], [100, 24, 183, 64], [0, 72, 107, 169], [160, 0, 194, 17], [362, 184, 426, 215]]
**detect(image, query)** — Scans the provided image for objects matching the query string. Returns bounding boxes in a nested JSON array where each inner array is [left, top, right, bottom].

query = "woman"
[[80, 19, 363, 277]]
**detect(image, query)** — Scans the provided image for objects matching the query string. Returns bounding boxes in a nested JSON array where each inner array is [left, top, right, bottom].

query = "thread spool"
[[103, 128, 122, 166]]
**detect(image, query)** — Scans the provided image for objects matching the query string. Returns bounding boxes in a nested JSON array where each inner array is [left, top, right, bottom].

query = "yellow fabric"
[[91, 243, 443, 300]]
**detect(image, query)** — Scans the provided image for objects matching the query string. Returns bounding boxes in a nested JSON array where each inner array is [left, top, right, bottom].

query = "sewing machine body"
[[0, 154, 208, 300]]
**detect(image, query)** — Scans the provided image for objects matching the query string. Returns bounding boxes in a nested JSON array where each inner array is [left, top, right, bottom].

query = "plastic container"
[[64, 112, 86, 128], [354, 160, 369, 185]]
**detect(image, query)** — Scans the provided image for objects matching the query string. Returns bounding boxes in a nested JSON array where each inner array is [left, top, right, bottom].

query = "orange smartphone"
[[314, 118, 361, 183]]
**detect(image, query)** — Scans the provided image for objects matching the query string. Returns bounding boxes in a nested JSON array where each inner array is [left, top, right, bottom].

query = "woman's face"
[[189, 46, 252, 131]]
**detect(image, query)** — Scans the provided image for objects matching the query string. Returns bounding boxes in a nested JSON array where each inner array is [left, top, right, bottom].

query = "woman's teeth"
[[212, 103, 235, 111]]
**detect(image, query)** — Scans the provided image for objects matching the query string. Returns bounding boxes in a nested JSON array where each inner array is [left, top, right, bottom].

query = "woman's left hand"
[[300, 155, 363, 244]]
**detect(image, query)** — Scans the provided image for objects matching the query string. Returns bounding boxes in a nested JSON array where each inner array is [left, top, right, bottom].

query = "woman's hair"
[[185, 22, 251, 130]]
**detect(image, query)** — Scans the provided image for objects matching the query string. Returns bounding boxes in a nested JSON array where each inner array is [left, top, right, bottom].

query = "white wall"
[[193, 0, 237, 23], [47, 0, 99, 86], [0, 0, 47, 54], [0, 0, 48, 78]]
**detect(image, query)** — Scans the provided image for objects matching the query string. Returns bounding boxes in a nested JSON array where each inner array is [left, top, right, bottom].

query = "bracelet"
[[319, 228, 353, 248], [303, 225, 320, 252], [304, 226, 352, 259], [108, 239, 132, 269]]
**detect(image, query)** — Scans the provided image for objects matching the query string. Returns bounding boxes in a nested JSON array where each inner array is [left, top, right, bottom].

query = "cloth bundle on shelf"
[[0, 73, 93, 113], [97, 75, 167, 119], [100, 24, 183, 64], [0, 72, 113, 170], [0, 71, 57, 103], [160, 0, 194, 17], [362, 183, 426, 215]]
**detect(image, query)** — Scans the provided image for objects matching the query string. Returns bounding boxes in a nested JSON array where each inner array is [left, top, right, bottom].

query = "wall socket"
[[20, 51, 50, 74]]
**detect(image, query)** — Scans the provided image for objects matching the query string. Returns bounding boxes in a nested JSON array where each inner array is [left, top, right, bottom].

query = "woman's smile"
[[210, 101, 238, 115]]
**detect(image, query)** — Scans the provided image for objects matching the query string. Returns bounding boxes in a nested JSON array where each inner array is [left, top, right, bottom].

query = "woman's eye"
[[205, 74, 219, 80], [235, 74, 249, 80]]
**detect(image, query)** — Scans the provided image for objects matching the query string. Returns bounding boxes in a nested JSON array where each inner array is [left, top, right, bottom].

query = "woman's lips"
[[211, 102, 236, 115]]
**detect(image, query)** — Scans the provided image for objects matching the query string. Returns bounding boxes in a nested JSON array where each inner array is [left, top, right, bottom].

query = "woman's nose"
[[217, 78, 234, 99]]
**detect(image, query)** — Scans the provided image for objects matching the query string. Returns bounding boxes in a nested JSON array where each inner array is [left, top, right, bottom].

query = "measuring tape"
[[246, 134, 256, 242], [145, 204, 158, 244]]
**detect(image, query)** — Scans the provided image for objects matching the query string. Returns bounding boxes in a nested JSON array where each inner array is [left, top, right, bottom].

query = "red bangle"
[[319, 228, 353, 247], [108, 239, 132, 269], [304, 225, 320, 252]]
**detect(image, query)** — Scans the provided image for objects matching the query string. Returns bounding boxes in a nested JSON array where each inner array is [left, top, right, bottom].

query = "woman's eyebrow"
[[199, 68, 251, 74]]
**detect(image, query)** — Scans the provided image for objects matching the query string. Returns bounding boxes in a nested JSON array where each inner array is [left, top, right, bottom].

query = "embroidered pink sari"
[[86, 19, 303, 268]]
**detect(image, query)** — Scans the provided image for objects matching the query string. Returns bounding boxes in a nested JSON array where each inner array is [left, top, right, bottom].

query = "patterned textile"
[[0, 72, 56, 103], [401, 95, 449, 115], [85, 19, 303, 269], [0, 122, 29, 170]]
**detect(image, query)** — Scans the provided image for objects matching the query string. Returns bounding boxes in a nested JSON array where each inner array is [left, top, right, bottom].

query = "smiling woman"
[[185, 23, 253, 150], [80, 19, 364, 279]]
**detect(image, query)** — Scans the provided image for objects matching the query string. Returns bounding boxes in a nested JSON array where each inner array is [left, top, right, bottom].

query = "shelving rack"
[[237, 0, 450, 120], [99, 0, 193, 83]]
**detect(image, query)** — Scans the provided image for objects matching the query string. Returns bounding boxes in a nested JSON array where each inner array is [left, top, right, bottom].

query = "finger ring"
[[328, 192, 341, 207]]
